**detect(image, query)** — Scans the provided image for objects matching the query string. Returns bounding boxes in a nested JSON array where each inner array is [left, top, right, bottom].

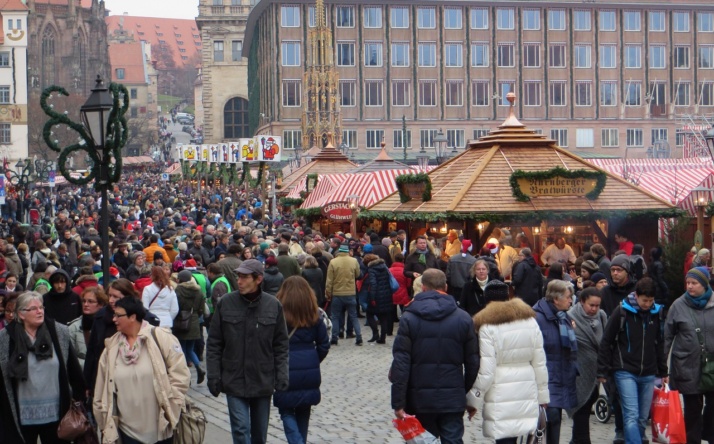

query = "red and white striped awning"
[[123, 156, 154, 165], [165, 163, 181, 175], [36, 172, 83, 187], [290, 173, 352, 205]]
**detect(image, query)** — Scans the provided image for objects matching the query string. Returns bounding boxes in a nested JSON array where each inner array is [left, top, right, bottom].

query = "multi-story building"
[[0, 0, 29, 162], [235, 0, 714, 159]]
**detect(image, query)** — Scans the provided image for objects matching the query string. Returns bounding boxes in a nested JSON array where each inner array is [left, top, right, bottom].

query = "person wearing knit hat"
[[589, 272, 608, 290], [600, 253, 637, 316], [483, 280, 510, 303], [363, 243, 373, 254], [686, 266, 711, 291], [326, 241, 363, 346], [610, 254, 631, 274], [461, 239, 473, 255], [338, 243, 350, 254], [580, 260, 599, 280]]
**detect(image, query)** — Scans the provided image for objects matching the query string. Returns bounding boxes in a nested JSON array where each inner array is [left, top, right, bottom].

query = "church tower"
[[301, 0, 341, 150]]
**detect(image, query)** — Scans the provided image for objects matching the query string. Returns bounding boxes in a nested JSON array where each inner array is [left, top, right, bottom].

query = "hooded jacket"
[[174, 279, 205, 340], [72, 274, 99, 296], [365, 259, 393, 315], [511, 256, 544, 306], [43, 269, 82, 325], [389, 262, 410, 306], [600, 278, 636, 316], [3, 249, 21, 277], [262, 267, 284, 296], [301, 267, 325, 307], [142, 282, 179, 328], [390, 290, 479, 414]]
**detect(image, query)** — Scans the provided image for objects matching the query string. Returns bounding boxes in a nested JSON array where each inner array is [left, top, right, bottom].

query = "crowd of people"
[[0, 168, 711, 444]]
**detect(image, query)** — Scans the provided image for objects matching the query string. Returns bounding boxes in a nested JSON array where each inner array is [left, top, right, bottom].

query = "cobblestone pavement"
[[188, 332, 618, 443]]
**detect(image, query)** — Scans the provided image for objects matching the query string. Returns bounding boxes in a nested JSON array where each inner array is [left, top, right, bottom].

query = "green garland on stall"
[[395, 173, 432, 203], [294, 207, 323, 218], [509, 167, 607, 202], [706, 201, 714, 218], [280, 197, 304, 207], [306, 173, 318, 191], [239, 162, 249, 185], [238, 162, 265, 187]]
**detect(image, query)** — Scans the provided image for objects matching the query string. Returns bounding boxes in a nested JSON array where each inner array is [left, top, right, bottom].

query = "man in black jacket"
[[390, 269, 479, 442], [403, 236, 439, 281], [511, 248, 544, 306]]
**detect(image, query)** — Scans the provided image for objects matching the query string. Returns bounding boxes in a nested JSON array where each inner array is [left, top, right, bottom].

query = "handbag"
[[687, 309, 714, 392], [520, 406, 547, 444], [57, 399, 91, 440], [388, 270, 400, 293], [173, 308, 193, 332]]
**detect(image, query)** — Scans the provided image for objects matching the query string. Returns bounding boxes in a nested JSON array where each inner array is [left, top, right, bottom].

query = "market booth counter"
[[364, 94, 680, 259]]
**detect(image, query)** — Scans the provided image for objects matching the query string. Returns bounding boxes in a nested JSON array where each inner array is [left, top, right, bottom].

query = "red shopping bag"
[[651, 384, 686, 443], [392, 414, 438, 444]]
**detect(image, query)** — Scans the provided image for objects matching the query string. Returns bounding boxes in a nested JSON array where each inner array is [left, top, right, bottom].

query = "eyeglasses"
[[21, 306, 45, 313], [82, 300, 98, 305], [112, 313, 128, 319]]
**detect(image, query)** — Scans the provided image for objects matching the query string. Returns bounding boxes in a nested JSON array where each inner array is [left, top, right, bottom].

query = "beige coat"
[[93, 325, 190, 444]]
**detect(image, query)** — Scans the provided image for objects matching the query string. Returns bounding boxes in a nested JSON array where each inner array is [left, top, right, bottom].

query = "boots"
[[196, 366, 206, 385]]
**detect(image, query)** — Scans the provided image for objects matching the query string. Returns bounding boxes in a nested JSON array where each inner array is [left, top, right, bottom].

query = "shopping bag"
[[392, 414, 439, 444], [651, 384, 687, 443]]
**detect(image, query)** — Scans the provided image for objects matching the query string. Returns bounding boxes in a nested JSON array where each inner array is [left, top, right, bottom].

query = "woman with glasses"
[[93, 296, 189, 444], [0, 291, 86, 443], [68, 287, 108, 368]]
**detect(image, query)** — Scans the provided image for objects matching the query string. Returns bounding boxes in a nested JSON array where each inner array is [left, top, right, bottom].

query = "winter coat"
[[390, 290, 479, 414], [446, 253, 476, 296], [365, 259, 394, 315], [403, 250, 439, 280], [142, 283, 179, 328], [72, 274, 98, 296], [389, 262, 410, 306], [174, 280, 205, 340], [664, 292, 714, 394], [468, 298, 550, 439], [0, 319, 86, 443], [143, 242, 170, 263], [3, 250, 21, 277], [597, 297, 667, 379], [262, 267, 285, 296], [206, 290, 289, 398], [277, 254, 301, 279], [459, 277, 494, 316], [43, 269, 82, 325], [302, 267, 325, 307], [325, 253, 361, 297], [567, 303, 608, 416], [67, 315, 91, 368], [533, 299, 578, 410], [649, 259, 669, 306], [370, 242, 393, 267], [93, 324, 190, 444], [273, 317, 330, 409], [600, 279, 636, 316], [511, 256, 544, 306]]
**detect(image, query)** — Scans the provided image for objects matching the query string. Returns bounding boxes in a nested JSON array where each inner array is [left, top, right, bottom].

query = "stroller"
[[593, 381, 612, 423]]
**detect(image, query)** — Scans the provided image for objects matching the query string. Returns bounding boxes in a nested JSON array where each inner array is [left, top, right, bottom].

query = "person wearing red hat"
[[446, 239, 476, 300]]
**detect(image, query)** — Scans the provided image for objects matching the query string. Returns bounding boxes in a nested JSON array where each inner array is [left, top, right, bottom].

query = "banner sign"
[[321, 201, 352, 221], [516, 177, 598, 198], [178, 137, 282, 163]]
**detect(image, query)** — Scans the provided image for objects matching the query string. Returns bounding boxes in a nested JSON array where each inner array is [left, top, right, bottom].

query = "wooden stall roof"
[[348, 146, 410, 173], [280, 144, 356, 194], [369, 96, 675, 217]]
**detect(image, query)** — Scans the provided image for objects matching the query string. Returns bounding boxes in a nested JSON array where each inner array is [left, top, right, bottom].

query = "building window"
[[699, 13, 714, 32], [444, 43, 463, 67], [336, 6, 354, 27], [549, 81, 567, 106], [392, 43, 409, 67], [650, 46, 665, 69], [392, 80, 410, 106], [340, 80, 356, 106], [445, 80, 463, 106], [652, 128, 668, 143], [626, 129, 644, 147], [366, 130, 384, 149], [574, 10, 591, 31], [601, 81, 618, 106], [420, 129, 438, 148], [625, 45, 641, 68], [523, 9, 541, 31], [649, 82, 666, 107], [576, 129, 594, 148], [600, 45, 616, 68], [391, 7, 408, 28], [418, 43, 436, 67], [281, 41, 300, 66], [471, 8, 488, 29], [474, 129, 490, 139], [649, 11, 665, 32], [0, 86, 10, 104], [549, 44, 566, 68], [308, 6, 315, 27], [281, 5, 300, 27], [336, 42, 355, 66], [283, 130, 302, 149], [600, 10, 616, 31], [447, 129, 465, 149], [224, 97, 249, 139], [624, 11, 641, 31], [499, 81, 515, 105], [602, 129, 619, 147], [523, 81, 541, 106], [0, 123, 10, 144], [471, 43, 489, 67], [575, 82, 592, 106], [550, 129, 568, 147], [497, 43, 514, 67], [213, 41, 224, 62], [574, 45, 591, 68], [364, 42, 382, 67], [115, 68, 125, 79], [674, 12, 690, 32], [364, 7, 382, 28], [365, 80, 383, 106], [444, 7, 462, 29], [699, 46, 714, 68], [472, 80, 489, 106], [0, 53, 9, 67], [700, 82, 714, 106], [232, 41, 242, 61], [393, 129, 411, 149], [342, 130, 357, 148], [497, 8, 514, 30], [675, 82, 690, 106], [676, 129, 686, 147], [625, 82, 642, 106], [130, 88, 137, 100], [523, 43, 540, 68], [417, 7, 435, 29], [419, 80, 437, 106], [282, 80, 301, 107], [674, 46, 690, 68], [549, 9, 566, 30]]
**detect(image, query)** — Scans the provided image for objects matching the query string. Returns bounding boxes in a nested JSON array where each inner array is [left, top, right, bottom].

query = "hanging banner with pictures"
[[239, 138, 258, 162], [255, 135, 282, 162], [180, 137, 282, 163]]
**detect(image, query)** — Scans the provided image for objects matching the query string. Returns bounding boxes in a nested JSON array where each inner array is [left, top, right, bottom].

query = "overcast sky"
[[104, 0, 199, 20]]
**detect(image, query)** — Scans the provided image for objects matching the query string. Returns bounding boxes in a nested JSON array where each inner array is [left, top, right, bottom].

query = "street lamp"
[[416, 155, 429, 172], [433, 129, 448, 164], [348, 194, 360, 238], [693, 186, 711, 250]]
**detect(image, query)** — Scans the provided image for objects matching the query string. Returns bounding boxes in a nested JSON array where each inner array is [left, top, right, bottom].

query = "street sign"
[[48, 171, 55, 188], [161, 173, 169, 181]]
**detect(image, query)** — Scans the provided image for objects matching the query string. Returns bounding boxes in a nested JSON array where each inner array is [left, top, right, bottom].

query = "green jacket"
[[325, 253, 361, 297]]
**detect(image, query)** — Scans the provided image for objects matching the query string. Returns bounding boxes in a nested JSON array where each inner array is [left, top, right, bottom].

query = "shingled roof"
[[280, 143, 356, 194]]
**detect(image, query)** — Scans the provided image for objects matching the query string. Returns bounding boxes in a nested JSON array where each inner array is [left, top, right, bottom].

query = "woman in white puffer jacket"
[[466, 280, 550, 444], [141, 266, 179, 328]]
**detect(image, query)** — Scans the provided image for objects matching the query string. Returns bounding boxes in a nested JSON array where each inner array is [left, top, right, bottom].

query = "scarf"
[[687, 286, 713, 310], [241, 288, 262, 303], [81, 313, 95, 331], [415, 248, 428, 266], [476, 277, 488, 291], [9, 322, 54, 381], [550, 302, 577, 351], [117, 321, 150, 365], [570, 301, 604, 341]]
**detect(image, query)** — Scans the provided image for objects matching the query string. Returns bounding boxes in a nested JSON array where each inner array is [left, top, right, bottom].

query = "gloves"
[[275, 380, 289, 392], [208, 379, 222, 397]]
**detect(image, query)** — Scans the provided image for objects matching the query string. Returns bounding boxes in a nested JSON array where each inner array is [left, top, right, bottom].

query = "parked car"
[[182, 125, 194, 134], [177, 117, 193, 125]]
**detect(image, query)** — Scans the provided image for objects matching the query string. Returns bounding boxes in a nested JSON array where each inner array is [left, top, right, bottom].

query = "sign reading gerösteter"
[[321, 201, 352, 221], [509, 167, 607, 202]]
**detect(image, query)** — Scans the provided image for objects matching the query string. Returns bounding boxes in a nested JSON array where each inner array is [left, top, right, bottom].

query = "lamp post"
[[693, 186, 711, 250], [433, 129, 448, 164], [416, 154, 429, 172], [348, 194, 360, 238], [1, 159, 36, 223]]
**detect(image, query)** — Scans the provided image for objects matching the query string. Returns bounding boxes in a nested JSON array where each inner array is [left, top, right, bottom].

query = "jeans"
[[20, 421, 68, 444], [226, 395, 271, 444], [118, 429, 172, 444], [614, 371, 655, 444], [416, 411, 464, 444], [545, 407, 562, 444], [180, 339, 201, 368], [682, 392, 714, 444], [571, 386, 599, 444], [330, 296, 361, 342], [278, 406, 311, 444]]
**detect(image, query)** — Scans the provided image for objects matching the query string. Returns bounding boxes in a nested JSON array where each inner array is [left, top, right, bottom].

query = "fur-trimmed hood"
[[367, 258, 385, 267], [473, 298, 535, 329]]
